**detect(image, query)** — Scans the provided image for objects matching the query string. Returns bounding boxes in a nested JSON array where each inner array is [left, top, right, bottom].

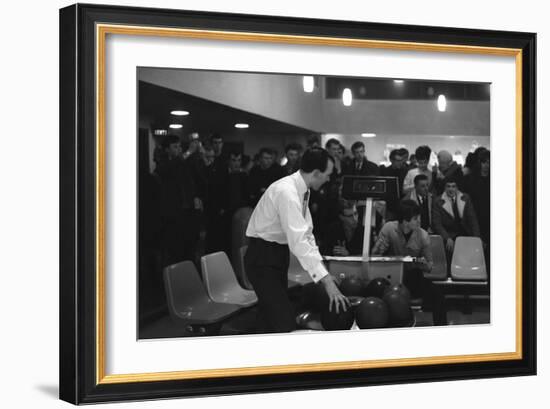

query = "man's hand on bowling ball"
[[320, 275, 350, 313]]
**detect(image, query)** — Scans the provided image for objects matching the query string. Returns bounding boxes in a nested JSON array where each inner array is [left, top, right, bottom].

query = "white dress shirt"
[[246, 171, 328, 283]]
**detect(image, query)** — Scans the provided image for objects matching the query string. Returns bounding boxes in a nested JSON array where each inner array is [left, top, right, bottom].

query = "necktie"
[[302, 190, 310, 218], [356, 161, 361, 171], [452, 197, 461, 222]]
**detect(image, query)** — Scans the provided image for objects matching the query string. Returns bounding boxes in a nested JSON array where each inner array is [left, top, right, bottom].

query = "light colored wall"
[[322, 134, 490, 164], [139, 69, 490, 137]]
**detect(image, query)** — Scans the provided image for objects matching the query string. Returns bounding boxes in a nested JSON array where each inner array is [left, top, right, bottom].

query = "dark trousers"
[[244, 238, 295, 333], [404, 268, 448, 326]]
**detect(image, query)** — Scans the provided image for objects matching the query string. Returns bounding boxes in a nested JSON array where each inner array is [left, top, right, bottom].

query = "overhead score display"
[[341, 176, 400, 201]]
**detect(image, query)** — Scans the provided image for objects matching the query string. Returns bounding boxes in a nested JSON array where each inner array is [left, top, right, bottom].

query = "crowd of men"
[[142, 132, 490, 277]]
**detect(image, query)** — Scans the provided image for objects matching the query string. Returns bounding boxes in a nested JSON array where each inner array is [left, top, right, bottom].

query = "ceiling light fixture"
[[393, 79, 404, 84], [235, 123, 249, 129], [361, 133, 377, 138], [170, 110, 189, 116], [169, 124, 183, 129], [342, 88, 352, 106], [302, 76, 314, 93], [437, 94, 447, 112]]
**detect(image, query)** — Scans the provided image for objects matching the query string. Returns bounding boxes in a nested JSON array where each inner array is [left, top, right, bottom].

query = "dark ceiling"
[[325, 77, 491, 100], [138, 81, 318, 137]]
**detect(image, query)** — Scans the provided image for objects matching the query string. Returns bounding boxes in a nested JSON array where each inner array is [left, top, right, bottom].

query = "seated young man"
[[320, 199, 364, 256], [371, 200, 447, 326], [402, 174, 434, 233], [432, 177, 481, 255]]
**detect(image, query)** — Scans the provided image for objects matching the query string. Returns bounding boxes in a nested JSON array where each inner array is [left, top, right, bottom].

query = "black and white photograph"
[[50, 1, 537, 406], [137, 67, 491, 339]]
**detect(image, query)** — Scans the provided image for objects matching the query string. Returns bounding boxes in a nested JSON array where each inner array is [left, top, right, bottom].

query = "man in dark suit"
[[402, 174, 434, 233], [155, 135, 198, 265], [248, 147, 285, 206], [283, 142, 303, 175], [432, 177, 481, 255], [343, 141, 379, 177], [210, 151, 249, 259]]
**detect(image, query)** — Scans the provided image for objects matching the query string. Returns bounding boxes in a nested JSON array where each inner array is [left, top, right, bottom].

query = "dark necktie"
[[302, 190, 310, 218], [452, 197, 461, 222]]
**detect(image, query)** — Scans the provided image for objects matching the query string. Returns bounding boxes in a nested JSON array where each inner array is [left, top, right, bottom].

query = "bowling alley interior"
[[137, 67, 491, 338]]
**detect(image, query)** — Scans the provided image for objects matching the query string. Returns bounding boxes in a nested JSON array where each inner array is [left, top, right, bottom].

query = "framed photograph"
[[59, 3, 536, 404]]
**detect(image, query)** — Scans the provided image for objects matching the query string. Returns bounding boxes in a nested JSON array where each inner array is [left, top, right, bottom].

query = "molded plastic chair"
[[426, 235, 448, 281], [201, 252, 258, 307], [163, 261, 241, 326], [450, 237, 488, 281]]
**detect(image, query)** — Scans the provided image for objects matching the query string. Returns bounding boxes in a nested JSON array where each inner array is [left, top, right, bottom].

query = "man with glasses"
[[321, 199, 364, 256]]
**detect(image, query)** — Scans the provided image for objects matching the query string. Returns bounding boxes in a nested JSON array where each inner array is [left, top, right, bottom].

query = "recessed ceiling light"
[[361, 133, 377, 138], [170, 110, 189, 116], [235, 123, 249, 129], [169, 124, 183, 129], [437, 94, 447, 112], [393, 79, 404, 84], [302, 76, 314, 93], [342, 88, 352, 106]]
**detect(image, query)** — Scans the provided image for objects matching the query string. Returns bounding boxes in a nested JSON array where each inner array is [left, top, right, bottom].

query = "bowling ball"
[[339, 276, 366, 297], [363, 277, 391, 298], [321, 305, 355, 331], [355, 297, 389, 329], [383, 289, 413, 327], [383, 283, 411, 303]]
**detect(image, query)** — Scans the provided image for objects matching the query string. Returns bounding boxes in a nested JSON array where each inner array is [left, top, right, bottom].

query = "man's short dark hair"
[[398, 147, 409, 158], [325, 138, 340, 150], [210, 133, 223, 142], [478, 149, 490, 163], [351, 141, 365, 152], [306, 134, 320, 147], [445, 175, 459, 185], [161, 134, 180, 149], [259, 147, 275, 156], [300, 148, 334, 173], [389, 149, 401, 161], [285, 142, 303, 154], [398, 200, 421, 223], [415, 145, 432, 161], [414, 174, 429, 186]]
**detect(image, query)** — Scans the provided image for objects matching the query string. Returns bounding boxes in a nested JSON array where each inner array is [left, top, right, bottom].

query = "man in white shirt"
[[245, 148, 350, 332]]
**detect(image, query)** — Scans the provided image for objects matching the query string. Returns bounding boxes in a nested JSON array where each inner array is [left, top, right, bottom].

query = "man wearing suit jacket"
[[343, 141, 380, 177], [402, 174, 434, 233], [432, 177, 481, 254]]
